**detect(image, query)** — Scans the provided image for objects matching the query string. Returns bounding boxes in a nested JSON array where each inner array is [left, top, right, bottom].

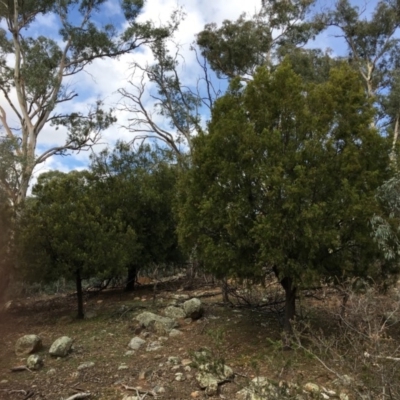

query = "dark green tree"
[[90, 143, 183, 291], [178, 61, 391, 332], [18, 170, 137, 318], [0, 0, 172, 206]]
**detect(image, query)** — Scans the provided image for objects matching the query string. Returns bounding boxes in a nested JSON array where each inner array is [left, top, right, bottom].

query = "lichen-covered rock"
[[128, 337, 146, 350], [195, 362, 233, 396], [146, 341, 163, 352], [135, 312, 178, 334], [164, 306, 186, 319], [183, 298, 203, 320], [236, 377, 279, 400], [27, 354, 44, 370], [49, 336, 73, 357], [196, 372, 219, 396], [15, 335, 42, 356]]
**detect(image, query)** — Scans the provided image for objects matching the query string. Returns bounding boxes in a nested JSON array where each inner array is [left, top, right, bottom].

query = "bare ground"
[[0, 281, 399, 400]]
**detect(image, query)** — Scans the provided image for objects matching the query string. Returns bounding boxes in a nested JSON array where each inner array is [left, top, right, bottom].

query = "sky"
[[0, 0, 368, 190]]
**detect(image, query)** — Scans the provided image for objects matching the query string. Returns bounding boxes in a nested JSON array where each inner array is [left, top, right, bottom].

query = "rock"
[[183, 298, 203, 320], [236, 376, 279, 400], [77, 361, 95, 370], [191, 391, 200, 398], [26, 354, 43, 370], [164, 306, 186, 319], [118, 364, 129, 370], [167, 356, 181, 365], [303, 382, 320, 394], [196, 362, 233, 396], [175, 372, 185, 381], [15, 335, 42, 356], [198, 363, 234, 381], [339, 393, 349, 400], [153, 386, 166, 394], [128, 337, 146, 350], [196, 372, 219, 396], [125, 351, 135, 356], [49, 336, 73, 357], [135, 312, 178, 334], [146, 341, 163, 352], [47, 368, 56, 375], [169, 329, 183, 337], [182, 358, 193, 366], [172, 294, 190, 301]]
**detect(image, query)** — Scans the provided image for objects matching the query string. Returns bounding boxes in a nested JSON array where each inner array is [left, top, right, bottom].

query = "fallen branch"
[[64, 393, 91, 400], [10, 366, 32, 373], [121, 384, 157, 397]]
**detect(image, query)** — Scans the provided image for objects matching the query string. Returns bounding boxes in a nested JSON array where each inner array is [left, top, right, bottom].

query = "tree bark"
[[281, 276, 296, 334], [76, 269, 84, 319], [125, 265, 137, 292], [273, 267, 296, 333]]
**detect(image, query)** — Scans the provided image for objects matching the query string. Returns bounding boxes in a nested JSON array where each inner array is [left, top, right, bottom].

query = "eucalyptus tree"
[[318, 0, 400, 159], [0, 0, 171, 206], [118, 0, 321, 163], [18, 170, 137, 318], [178, 62, 391, 332]]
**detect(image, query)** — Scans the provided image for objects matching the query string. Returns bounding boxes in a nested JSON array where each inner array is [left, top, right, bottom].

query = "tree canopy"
[[178, 61, 392, 331], [17, 169, 138, 317]]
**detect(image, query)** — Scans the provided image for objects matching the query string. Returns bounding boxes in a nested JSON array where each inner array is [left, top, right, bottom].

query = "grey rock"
[[125, 350, 135, 356], [196, 362, 233, 396], [183, 298, 203, 320], [128, 337, 146, 350], [47, 368, 56, 375], [15, 335, 42, 356], [77, 361, 95, 370], [135, 312, 178, 334], [118, 364, 129, 370], [49, 336, 73, 357], [236, 377, 279, 400], [164, 306, 186, 319], [146, 341, 163, 352], [196, 372, 219, 396], [169, 329, 183, 337], [153, 386, 166, 394], [175, 372, 185, 381], [27, 354, 43, 370]]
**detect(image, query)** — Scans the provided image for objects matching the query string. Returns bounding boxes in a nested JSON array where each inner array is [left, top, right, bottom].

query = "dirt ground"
[[0, 281, 397, 400]]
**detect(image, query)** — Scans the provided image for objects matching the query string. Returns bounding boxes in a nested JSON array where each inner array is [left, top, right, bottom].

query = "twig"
[[64, 393, 91, 400], [121, 384, 157, 397], [10, 366, 32, 373], [23, 392, 34, 400]]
